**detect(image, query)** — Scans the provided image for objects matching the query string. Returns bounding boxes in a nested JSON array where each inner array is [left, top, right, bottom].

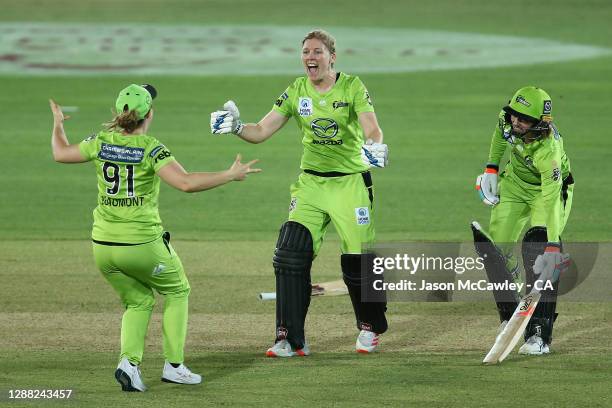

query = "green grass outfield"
[[1, 241, 612, 407], [1, 0, 612, 406]]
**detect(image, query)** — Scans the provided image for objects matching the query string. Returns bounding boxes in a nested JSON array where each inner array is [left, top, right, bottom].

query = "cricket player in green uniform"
[[211, 29, 389, 356], [473, 86, 574, 355], [50, 84, 260, 392]]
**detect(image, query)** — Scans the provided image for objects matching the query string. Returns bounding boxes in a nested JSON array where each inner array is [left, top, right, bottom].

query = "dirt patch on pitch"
[[2, 308, 609, 354]]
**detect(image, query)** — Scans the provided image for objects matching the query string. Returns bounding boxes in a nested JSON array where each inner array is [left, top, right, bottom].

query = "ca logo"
[[311, 118, 339, 139]]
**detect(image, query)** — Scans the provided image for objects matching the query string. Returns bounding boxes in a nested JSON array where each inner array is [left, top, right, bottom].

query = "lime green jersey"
[[272, 72, 375, 173], [79, 131, 176, 243], [488, 110, 571, 242]]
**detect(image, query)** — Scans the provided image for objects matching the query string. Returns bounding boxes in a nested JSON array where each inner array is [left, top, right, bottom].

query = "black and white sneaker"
[[518, 335, 550, 355], [115, 358, 147, 392]]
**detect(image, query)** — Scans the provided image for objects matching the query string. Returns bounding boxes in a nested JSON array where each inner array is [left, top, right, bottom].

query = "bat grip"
[[258, 292, 276, 301]]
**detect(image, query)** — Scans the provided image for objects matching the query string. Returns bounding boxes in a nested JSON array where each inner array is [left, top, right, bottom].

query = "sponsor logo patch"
[[333, 100, 349, 109], [312, 139, 343, 145], [520, 294, 535, 311], [552, 168, 561, 181], [365, 91, 373, 106], [552, 124, 561, 140], [298, 97, 313, 116], [152, 263, 166, 276], [515, 95, 531, 107], [275, 92, 289, 107], [154, 149, 172, 163], [543, 100, 552, 114], [355, 207, 370, 225], [149, 144, 165, 157], [289, 197, 297, 212], [311, 118, 339, 139], [359, 322, 372, 331], [276, 326, 288, 340], [98, 143, 144, 163]]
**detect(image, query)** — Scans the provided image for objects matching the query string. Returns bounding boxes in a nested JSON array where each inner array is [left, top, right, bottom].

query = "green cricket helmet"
[[115, 84, 157, 119], [503, 86, 553, 132]]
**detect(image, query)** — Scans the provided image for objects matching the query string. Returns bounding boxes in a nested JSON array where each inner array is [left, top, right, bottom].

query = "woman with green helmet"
[[474, 86, 574, 356]]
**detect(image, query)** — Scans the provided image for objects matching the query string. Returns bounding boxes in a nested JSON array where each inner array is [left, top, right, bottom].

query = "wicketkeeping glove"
[[533, 245, 570, 286], [210, 100, 244, 135], [476, 164, 499, 206], [361, 139, 388, 168]]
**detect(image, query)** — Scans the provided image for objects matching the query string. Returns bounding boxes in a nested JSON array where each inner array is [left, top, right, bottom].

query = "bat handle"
[[258, 292, 276, 301]]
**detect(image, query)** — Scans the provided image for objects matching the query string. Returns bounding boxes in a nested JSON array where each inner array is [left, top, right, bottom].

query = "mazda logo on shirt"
[[311, 118, 339, 139]]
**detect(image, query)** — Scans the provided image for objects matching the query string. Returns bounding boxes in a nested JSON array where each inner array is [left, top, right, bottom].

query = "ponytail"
[[104, 109, 144, 133]]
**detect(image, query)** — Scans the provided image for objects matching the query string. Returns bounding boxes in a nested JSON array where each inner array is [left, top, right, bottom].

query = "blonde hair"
[[302, 29, 336, 55], [104, 110, 144, 133]]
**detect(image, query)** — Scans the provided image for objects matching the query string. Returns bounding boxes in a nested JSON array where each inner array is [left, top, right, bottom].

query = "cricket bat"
[[258, 280, 348, 301], [482, 289, 541, 364], [483, 255, 571, 364]]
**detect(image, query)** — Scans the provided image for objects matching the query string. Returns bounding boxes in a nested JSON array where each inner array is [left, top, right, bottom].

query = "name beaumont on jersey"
[[373, 279, 528, 292], [100, 196, 144, 207]]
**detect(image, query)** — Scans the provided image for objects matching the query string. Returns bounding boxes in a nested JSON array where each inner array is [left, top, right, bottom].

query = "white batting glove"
[[361, 139, 388, 168], [476, 165, 499, 205], [210, 100, 244, 135], [533, 246, 570, 286]]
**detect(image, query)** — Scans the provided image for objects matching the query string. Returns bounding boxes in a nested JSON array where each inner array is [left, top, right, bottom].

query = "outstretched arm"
[[238, 110, 289, 144], [49, 99, 88, 163], [157, 154, 261, 193], [211, 101, 289, 144]]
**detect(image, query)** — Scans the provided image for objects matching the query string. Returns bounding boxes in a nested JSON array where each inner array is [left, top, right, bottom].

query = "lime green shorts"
[[92, 234, 190, 301], [287, 171, 376, 255], [489, 171, 573, 244]]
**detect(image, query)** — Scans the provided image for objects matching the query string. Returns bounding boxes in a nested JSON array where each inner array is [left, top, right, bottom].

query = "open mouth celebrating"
[[306, 62, 318, 76]]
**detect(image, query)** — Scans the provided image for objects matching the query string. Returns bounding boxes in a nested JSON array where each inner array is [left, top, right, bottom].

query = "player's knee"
[[523, 226, 547, 243], [163, 286, 191, 299], [522, 226, 548, 272], [341, 253, 374, 283], [124, 294, 156, 311], [341, 254, 386, 302], [273, 221, 314, 275]]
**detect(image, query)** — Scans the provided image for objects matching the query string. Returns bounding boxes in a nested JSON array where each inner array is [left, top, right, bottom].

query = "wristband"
[[545, 243, 561, 252], [485, 163, 499, 174]]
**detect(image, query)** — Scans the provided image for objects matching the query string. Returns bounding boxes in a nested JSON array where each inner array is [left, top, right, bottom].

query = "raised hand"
[[49, 99, 71, 123], [228, 154, 261, 181], [211, 100, 244, 135]]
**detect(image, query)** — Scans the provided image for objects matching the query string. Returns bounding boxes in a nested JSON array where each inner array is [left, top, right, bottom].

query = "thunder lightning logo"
[[515, 95, 531, 107]]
